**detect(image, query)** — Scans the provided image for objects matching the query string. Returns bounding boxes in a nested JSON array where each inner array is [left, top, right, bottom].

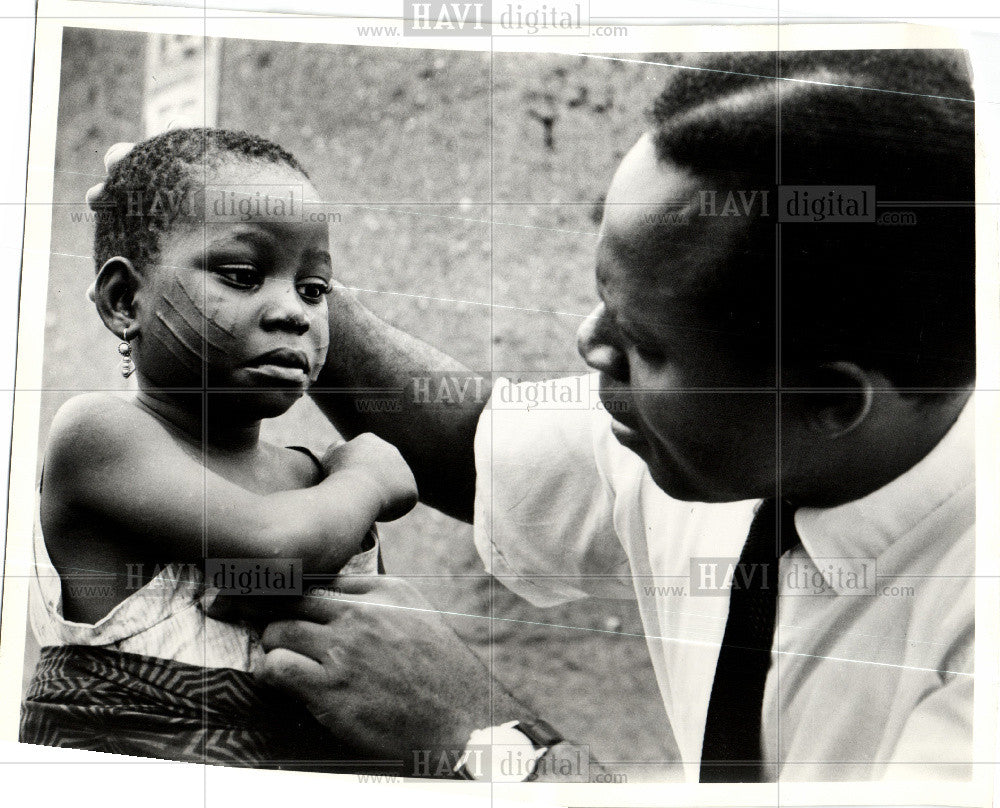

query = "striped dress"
[[20, 457, 390, 772]]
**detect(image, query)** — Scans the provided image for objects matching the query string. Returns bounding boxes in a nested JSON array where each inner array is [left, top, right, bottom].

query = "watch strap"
[[512, 718, 563, 751], [453, 718, 564, 781]]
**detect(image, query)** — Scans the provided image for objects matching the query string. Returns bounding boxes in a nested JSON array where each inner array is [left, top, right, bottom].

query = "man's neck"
[[786, 391, 971, 509]]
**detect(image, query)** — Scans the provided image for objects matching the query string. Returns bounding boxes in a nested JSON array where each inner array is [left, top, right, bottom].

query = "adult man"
[[97, 49, 978, 782]]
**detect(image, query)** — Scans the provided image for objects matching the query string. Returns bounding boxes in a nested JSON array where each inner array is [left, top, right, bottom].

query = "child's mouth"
[[245, 364, 309, 384], [243, 349, 311, 384]]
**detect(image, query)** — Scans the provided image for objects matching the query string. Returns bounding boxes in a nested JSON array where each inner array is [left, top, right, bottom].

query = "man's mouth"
[[610, 416, 645, 451], [598, 386, 645, 450], [244, 349, 311, 383]]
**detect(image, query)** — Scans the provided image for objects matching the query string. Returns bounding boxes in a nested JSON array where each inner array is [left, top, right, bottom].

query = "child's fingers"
[[85, 182, 106, 210], [85, 143, 135, 210], [258, 647, 328, 695], [103, 141, 135, 171]]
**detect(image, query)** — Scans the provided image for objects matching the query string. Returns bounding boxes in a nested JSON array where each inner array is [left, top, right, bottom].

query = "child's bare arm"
[[43, 394, 416, 574]]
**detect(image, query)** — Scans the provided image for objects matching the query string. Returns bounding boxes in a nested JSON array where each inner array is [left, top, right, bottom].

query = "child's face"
[[132, 159, 333, 420]]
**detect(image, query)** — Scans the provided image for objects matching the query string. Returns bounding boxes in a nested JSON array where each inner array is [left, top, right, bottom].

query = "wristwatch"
[[454, 718, 564, 782]]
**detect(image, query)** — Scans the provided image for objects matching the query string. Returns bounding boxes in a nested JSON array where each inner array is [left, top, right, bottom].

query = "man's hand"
[[259, 576, 511, 770], [84, 141, 133, 206], [320, 433, 417, 522]]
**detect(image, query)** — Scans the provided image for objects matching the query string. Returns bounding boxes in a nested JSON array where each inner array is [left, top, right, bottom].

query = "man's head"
[[578, 50, 975, 505], [92, 128, 333, 421]]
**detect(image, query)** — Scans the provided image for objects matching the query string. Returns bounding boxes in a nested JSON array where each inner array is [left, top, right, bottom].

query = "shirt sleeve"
[[472, 374, 635, 607], [883, 675, 973, 780], [882, 610, 974, 781]]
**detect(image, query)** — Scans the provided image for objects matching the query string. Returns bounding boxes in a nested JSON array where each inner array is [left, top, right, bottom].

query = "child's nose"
[[260, 283, 310, 335]]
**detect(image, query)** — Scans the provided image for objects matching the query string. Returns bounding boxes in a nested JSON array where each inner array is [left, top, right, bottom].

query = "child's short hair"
[[92, 127, 309, 275]]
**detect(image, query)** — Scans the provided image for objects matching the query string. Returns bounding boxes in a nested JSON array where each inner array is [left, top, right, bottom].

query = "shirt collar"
[[793, 396, 974, 594]]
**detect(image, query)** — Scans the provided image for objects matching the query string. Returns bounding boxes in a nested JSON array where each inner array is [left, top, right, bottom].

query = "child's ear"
[[94, 256, 142, 338]]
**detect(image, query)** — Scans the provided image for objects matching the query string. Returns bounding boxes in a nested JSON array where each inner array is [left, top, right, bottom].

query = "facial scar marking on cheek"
[[150, 312, 205, 372], [175, 273, 239, 338], [159, 295, 232, 355], [160, 287, 235, 354]]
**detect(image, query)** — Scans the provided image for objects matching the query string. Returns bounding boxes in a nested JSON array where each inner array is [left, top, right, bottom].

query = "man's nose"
[[260, 282, 310, 335], [577, 304, 627, 381]]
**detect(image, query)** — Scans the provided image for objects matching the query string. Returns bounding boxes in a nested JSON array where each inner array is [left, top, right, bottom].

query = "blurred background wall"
[[28, 26, 685, 771]]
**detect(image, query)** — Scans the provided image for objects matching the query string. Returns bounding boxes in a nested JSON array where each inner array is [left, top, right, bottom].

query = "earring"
[[118, 330, 135, 378]]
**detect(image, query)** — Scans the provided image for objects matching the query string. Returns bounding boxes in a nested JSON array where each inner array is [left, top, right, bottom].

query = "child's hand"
[[320, 434, 417, 522]]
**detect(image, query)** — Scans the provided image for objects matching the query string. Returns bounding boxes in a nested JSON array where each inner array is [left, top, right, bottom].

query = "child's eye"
[[215, 264, 261, 289], [297, 279, 332, 303]]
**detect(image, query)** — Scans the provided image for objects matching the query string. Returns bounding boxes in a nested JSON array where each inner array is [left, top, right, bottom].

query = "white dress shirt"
[[473, 374, 973, 782]]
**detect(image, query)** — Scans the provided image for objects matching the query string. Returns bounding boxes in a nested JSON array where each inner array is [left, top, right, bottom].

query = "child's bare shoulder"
[[49, 392, 151, 444], [45, 393, 169, 489]]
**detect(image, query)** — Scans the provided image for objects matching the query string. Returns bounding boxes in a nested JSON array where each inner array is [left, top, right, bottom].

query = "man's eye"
[[617, 325, 663, 363], [297, 279, 332, 302], [215, 264, 260, 289]]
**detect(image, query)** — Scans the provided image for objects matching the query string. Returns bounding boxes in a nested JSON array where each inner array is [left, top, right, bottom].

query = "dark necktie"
[[699, 497, 801, 782]]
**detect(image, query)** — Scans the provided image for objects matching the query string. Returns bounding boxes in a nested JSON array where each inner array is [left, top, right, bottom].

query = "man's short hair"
[[649, 50, 975, 390], [92, 126, 309, 277]]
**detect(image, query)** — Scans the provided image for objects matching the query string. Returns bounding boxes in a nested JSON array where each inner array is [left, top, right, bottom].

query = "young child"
[[20, 128, 417, 770]]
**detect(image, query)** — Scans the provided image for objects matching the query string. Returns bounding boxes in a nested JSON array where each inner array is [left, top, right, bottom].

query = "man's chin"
[[610, 418, 647, 453], [648, 464, 698, 501], [611, 423, 742, 502], [641, 450, 725, 503], [647, 463, 749, 504]]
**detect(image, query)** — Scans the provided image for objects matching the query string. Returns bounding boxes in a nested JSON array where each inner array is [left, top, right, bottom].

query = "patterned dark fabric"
[[20, 645, 396, 774], [699, 498, 801, 782]]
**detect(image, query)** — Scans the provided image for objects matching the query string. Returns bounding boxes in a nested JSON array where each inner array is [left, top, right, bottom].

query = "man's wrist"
[[525, 741, 594, 783], [450, 717, 588, 782]]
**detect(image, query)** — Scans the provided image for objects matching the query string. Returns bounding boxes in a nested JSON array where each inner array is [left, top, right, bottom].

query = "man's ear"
[[94, 256, 141, 338], [799, 361, 875, 439]]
